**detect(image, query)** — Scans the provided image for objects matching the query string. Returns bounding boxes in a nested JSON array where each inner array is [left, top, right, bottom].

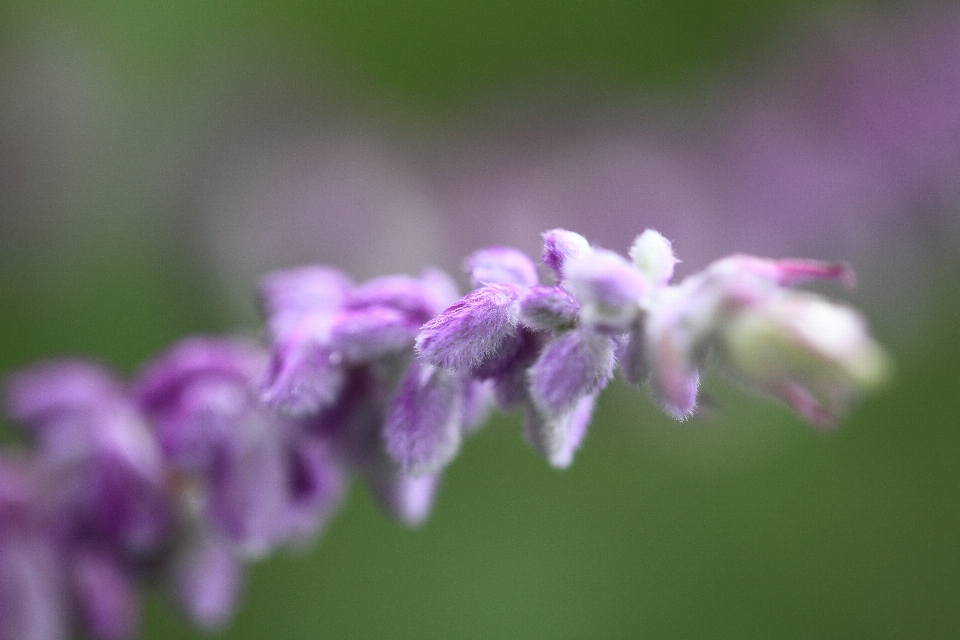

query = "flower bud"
[[629, 229, 678, 287], [720, 292, 891, 426]]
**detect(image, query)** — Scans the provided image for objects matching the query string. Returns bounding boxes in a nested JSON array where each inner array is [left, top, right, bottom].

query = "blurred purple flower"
[[260, 265, 489, 524], [135, 337, 345, 555]]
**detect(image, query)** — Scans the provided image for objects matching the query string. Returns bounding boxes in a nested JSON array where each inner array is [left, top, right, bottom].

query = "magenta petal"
[[524, 394, 596, 469], [464, 246, 539, 288], [416, 285, 521, 371], [71, 548, 138, 640], [170, 531, 244, 632], [384, 360, 463, 476], [528, 330, 616, 416]]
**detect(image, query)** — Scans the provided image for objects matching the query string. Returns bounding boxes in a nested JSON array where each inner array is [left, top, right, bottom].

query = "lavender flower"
[[134, 337, 345, 563], [418, 231, 623, 467], [419, 228, 888, 466], [258, 265, 490, 524], [3, 361, 173, 640], [0, 458, 68, 640], [0, 226, 890, 640]]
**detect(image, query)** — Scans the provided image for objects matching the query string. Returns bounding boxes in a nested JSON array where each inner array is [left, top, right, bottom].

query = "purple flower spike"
[[169, 530, 243, 632], [416, 285, 521, 372], [384, 360, 463, 476], [564, 249, 646, 333], [71, 547, 138, 640], [524, 394, 596, 469], [541, 229, 591, 282], [528, 330, 616, 416], [464, 246, 539, 288], [518, 286, 579, 332], [5, 360, 172, 553]]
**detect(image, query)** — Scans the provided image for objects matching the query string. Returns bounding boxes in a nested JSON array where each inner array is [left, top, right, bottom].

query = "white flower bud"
[[720, 292, 891, 426], [629, 229, 678, 287]]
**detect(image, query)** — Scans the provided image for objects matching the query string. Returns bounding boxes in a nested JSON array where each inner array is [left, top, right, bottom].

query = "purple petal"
[[4, 360, 121, 431], [91, 445, 172, 554], [281, 436, 345, 545], [71, 547, 138, 640], [0, 529, 68, 640], [489, 329, 546, 410], [518, 286, 579, 332], [150, 378, 251, 469], [169, 530, 244, 632], [261, 325, 344, 416], [328, 306, 419, 363], [134, 337, 266, 415], [347, 271, 458, 323], [528, 330, 616, 416], [563, 249, 645, 333], [541, 229, 591, 282], [364, 466, 440, 527], [384, 360, 463, 476], [258, 266, 352, 337], [463, 246, 539, 288], [310, 368, 384, 468], [646, 323, 700, 420], [207, 414, 288, 558], [460, 379, 494, 434], [416, 285, 521, 372], [524, 394, 596, 468]]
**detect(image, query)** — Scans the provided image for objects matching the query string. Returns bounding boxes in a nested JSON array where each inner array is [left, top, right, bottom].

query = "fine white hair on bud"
[[629, 229, 678, 287]]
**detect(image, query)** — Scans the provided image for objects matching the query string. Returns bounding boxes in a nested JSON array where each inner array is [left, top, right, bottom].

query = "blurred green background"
[[2, 0, 959, 638]]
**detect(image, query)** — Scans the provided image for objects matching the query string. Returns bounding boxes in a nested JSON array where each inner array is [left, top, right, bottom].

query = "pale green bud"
[[629, 229, 678, 287]]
